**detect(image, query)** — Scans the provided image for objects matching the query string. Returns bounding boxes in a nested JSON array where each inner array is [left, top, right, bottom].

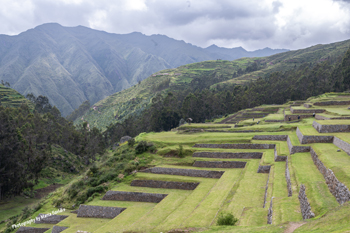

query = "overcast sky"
[[1, 0, 350, 51]]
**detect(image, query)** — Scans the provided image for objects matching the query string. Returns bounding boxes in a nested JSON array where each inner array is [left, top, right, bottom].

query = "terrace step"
[[102, 191, 167, 203], [193, 151, 262, 159], [193, 161, 246, 168], [130, 180, 199, 190], [141, 167, 224, 178], [77, 205, 126, 218]]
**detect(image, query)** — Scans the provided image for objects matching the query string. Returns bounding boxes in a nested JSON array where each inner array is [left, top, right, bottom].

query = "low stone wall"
[[315, 114, 328, 120], [77, 205, 126, 218], [290, 107, 325, 114], [257, 165, 271, 173], [102, 191, 167, 203], [285, 158, 292, 197], [141, 167, 224, 178], [298, 184, 315, 220], [314, 100, 350, 106], [313, 121, 350, 133], [287, 136, 310, 154], [192, 152, 262, 159], [34, 214, 68, 224], [310, 148, 350, 204], [265, 120, 284, 122], [333, 137, 350, 155], [315, 115, 350, 120], [193, 161, 246, 168], [296, 127, 333, 144], [284, 114, 313, 121], [274, 146, 287, 161], [131, 180, 199, 190], [16, 227, 50, 233], [304, 103, 312, 108], [193, 143, 275, 149], [267, 197, 273, 224], [263, 172, 270, 208], [252, 135, 288, 141], [52, 226, 68, 233]]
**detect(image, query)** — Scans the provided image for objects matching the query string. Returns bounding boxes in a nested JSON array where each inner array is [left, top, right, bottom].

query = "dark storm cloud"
[[1, 0, 350, 51]]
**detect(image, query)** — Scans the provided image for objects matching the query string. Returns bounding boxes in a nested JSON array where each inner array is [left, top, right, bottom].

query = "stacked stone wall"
[[257, 165, 271, 173], [313, 121, 350, 133], [267, 197, 273, 224], [286, 135, 310, 154], [52, 226, 68, 233], [265, 120, 284, 122], [16, 227, 50, 233], [131, 180, 199, 190], [314, 101, 350, 106], [252, 135, 288, 141], [263, 172, 270, 208], [192, 152, 262, 159], [310, 148, 350, 204], [296, 127, 333, 144], [77, 205, 126, 218], [333, 137, 350, 155], [290, 107, 325, 114], [193, 143, 275, 149], [141, 167, 224, 178], [304, 103, 312, 108], [315, 114, 328, 120], [34, 214, 68, 224], [284, 114, 313, 121], [193, 161, 246, 168], [298, 184, 315, 219], [285, 158, 292, 197], [102, 191, 167, 203], [274, 146, 287, 161]]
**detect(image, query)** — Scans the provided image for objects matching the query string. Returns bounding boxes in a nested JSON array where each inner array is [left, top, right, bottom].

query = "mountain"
[[76, 38, 350, 130], [0, 84, 34, 109], [0, 23, 287, 116]]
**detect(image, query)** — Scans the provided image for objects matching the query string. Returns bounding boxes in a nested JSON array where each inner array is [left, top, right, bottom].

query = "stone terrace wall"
[[304, 103, 312, 108], [141, 167, 224, 178], [313, 121, 350, 133], [290, 107, 325, 114], [267, 197, 273, 224], [285, 158, 292, 197], [315, 114, 328, 120], [77, 205, 126, 218], [314, 101, 350, 106], [287, 136, 310, 154], [34, 214, 68, 224], [333, 137, 350, 155], [310, 148, 350, 204], [284, 114, 313, 121], [263, 172, 270, 208], [102, 191, 167, 203], [253, 135, 288, 141], [274, 146, 287, 161], [192, 152, 262, 159], [193, 143, 275, 149], [296, 127, 333, 144], [257, 165, 271, 173], [193, 161, 246, 168], [298, 184, 315, 219], [265, 120, 284, 122], [52, 226, 68, 233], [16, 227, 50, 233], [131, 180, 199, 190]]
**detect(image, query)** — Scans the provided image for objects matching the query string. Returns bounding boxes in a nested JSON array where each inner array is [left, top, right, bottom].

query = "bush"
[[178, 145, 184, 158], [128, 138, 135, 147], [135, 141, 149, 154], [217, 212, 238, 226]]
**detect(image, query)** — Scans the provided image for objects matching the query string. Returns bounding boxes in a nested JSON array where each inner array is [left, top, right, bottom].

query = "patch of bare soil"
[[284, 222, 306, 233], [35, 184, 62, 199]]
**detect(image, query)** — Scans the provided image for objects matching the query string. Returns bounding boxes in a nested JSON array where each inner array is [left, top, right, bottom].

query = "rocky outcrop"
[[141, 167, 224, 178], [298, 184, 315, 220], [130, 180, 199, 190], [77, 205, 126, 218], [120, 136, 132, 143], [193, 161, 246, 168], [192, 152, 262, 159], [310, 148, 350, 204], [193, 143, 275, 149], [102, 191, 167, 203]]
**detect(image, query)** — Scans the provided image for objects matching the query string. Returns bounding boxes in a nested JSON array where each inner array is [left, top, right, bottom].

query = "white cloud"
[[0, 0, 350, 50]]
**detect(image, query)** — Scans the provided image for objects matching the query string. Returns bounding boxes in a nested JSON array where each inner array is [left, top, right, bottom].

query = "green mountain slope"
[[0, 23, 286, 116], [0, 84, 34, 109], [77, 38, 350, 130]]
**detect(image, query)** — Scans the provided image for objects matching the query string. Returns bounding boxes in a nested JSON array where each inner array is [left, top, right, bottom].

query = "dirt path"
[[284, 222, 306, 233]]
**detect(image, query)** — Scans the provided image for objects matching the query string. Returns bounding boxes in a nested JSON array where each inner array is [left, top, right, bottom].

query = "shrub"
[[178, 145, 184, 158], [217, 212, 238, 226], [128, 138, 135, 147], [135, 141, 149, 154]]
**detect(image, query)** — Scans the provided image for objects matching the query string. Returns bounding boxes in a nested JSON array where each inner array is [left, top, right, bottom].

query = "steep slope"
[[0, 84, 34, 109], [0, 23, 287, 116], [77, 38, 350, 130]]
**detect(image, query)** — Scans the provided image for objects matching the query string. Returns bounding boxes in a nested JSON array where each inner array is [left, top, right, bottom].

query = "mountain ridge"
[[0, 23, 288, 116]]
